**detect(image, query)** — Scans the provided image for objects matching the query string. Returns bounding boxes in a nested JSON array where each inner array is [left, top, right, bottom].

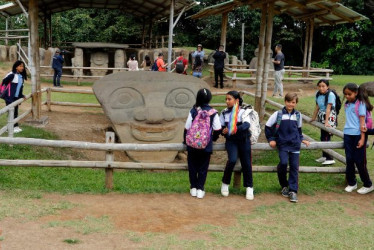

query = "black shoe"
[[289, 192, 298, 203], [281, 187, 289, 197], [214, 85, 218, 88]]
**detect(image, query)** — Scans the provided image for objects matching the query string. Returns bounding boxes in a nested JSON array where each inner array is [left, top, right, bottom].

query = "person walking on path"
[[272, 44, 285, 97], [52, 48, 64, 88], [2, 60, 27, 133], [127, 54, 139, 71], [213, 45, 226, 89], [156, 53, 168, 72]]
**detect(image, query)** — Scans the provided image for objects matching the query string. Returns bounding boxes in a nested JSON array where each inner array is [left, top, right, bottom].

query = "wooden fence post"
[[105, 132, 115, 190], [7, 106, 14, 138], [47, 88, 51, 111]]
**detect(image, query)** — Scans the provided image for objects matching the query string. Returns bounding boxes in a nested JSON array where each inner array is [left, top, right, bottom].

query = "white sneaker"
[[315, 157, 326, 163], [13, 127, 22, 133], [221, 183, 229, 197], [357, 186, 374, 194], [196, 189, 205, 199], [344, 184, 357, 192], [322, 160, 336, 165], [246, 187, 254, 200], [190, 188, 197, 197]]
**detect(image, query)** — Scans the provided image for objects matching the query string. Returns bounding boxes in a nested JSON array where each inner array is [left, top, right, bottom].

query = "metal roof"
[[0, 0, 197, 21], [190, 0, 368, 26]]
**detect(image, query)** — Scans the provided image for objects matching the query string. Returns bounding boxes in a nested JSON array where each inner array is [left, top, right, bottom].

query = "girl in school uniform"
[[184, 88, 221, 199], [220, 91, 254, 200], [311, 79, 337, 165], [343, 83, 373, 194]]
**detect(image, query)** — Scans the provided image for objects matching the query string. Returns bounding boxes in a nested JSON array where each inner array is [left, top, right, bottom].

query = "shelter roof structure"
[[1, 0, 197, 20], [190, 0, 368, 26]]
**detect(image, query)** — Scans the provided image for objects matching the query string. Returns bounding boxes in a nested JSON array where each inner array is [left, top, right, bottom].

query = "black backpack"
[[175, 58, 184, 73], [316, 89, 342, 115], [151, 59, 159, 71]]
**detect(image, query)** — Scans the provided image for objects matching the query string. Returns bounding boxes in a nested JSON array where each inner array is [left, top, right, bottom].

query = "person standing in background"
[[52, 48, 64, 88], [272, 44, 285, 98], [213, 45, 226, 89]]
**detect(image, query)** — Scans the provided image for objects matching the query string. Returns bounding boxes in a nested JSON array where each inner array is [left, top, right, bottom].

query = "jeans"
[[277, 150, 299, 192], [222, 138, 253, 187], [53, 68, 62, 86], [273, 69, 285, 96], [344, 134, 372, 187], [187, 149, 211, 190]]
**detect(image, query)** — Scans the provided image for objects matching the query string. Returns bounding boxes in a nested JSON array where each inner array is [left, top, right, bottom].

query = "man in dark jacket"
[[213, 45, 226, 89], [52, 48, 64, 87]]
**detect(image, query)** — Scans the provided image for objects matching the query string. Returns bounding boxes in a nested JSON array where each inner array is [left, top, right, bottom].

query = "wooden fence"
[[208, 63, 333, 88], [0, 87, 352, 189]]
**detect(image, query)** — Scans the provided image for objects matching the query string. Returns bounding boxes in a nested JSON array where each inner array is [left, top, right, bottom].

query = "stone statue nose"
[[146, 108, 163, 124]]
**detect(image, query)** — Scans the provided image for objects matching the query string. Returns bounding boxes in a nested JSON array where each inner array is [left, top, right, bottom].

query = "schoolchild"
[[220, 91, 254, 200], [184, 88, 221, 199], [311, 79, 337, 165], [2, 60, 27, 133], [265, 93, 310, 203], [342, 83, 373, 194]]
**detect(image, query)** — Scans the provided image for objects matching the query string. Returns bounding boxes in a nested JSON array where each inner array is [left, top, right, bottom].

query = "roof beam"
[[294, 8, 329, 19], [315, 3, 355, 23]]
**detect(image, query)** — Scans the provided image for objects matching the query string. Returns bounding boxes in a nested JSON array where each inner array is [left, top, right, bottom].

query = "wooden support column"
[[302, 21, 310, 77], [307, 18, 314, 76], [167, 0, 175, 71], [220, 12, 228, 48], [43, 14, 47, 49], [48, 14, 52, 47], [254, 4, 267, 114], [148, 19, 153, 49], [141, 18, 146, 48], [240, 23, 244, 61], [5, 17, 9, 46], [29, 0, 41, 120], [260, 3, 274, 121]]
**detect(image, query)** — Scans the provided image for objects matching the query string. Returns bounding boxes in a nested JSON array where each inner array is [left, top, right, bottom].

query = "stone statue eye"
[[110, 87, 144, 109], [165, 88, 195, 108]]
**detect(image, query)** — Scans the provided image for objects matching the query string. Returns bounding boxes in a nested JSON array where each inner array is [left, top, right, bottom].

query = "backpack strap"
[[296, 111, 301, 127], [274, 110, 283, 134], [354, 99, 360, 117]]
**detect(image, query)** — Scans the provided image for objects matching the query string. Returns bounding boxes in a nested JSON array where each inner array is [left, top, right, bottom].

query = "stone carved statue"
[[113, 49, 125, 73], [39, 48, 45, 66], [93, 72, 209, 162], [0, 45, 7, 61], [72, 48, 83, 78], [248, 48, 275, 77], [9, 45, 17, 62], [90, 51, 108, 76]]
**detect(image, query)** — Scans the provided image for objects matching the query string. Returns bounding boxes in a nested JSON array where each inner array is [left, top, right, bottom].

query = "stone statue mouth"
[[130, 122, 177, 142]]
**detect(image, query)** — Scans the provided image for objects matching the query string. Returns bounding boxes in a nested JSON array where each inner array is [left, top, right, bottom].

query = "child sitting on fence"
[[342, 83, 373, 195], [183, 88, 221, 199], [265, 93, 310, 203], [219, 91, 254, 200], [311, 79, 341, 165]]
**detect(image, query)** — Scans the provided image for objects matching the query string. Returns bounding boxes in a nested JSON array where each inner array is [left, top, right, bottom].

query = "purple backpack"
[[353, 100, 373, 129], [186, 108, 217, 149]]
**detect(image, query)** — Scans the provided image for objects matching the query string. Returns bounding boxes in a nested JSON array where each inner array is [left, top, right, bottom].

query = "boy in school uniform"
[[265, 93, 310, 203]]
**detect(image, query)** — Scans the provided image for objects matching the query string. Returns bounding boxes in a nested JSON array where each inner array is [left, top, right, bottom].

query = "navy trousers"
[[320, 129, 333, 160], [277, 150, 300, 193], [53, 68, 62, 86], [5, 100, 19, 127], [344, 134, 372, 187], [187, 149, 211, 190], [214, 68, 224, 88], [222, 138, 253, 188]]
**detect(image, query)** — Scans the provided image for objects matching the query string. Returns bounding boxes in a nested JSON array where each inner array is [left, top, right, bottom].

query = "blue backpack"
[[151, 59, 159, 71]]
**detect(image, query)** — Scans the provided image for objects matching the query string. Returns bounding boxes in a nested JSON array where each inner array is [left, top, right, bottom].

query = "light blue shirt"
[[192, 50, 204, 59], [344, 101, 366, 135], [316, 91, 336, 112], [15, 74, 23, 98]]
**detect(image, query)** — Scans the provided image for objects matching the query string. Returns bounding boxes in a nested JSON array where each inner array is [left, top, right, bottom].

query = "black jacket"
[[213, 50, 226, 70]]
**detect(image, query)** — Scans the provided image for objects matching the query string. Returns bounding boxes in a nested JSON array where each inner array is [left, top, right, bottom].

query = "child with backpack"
[[1, 60, 27, 133], [184, 88, 221, 199], [192, 55, 203, 78], [265, 93, 310, 203], [220, 91, 255, 200], [342, 83, 373, 194], [311, 79, 341, 165]]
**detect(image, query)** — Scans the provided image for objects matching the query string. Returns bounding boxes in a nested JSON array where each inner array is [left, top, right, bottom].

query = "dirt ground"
[[0, 78, 322, 249]]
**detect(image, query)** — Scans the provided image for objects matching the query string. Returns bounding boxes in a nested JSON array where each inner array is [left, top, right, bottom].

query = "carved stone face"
[[93, 72, 209, 162], [91, 52, 108, 66]]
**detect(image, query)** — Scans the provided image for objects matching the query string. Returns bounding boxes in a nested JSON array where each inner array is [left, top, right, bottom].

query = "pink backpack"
[[354, 100, 373, 129], [186, 108, 217, 149]]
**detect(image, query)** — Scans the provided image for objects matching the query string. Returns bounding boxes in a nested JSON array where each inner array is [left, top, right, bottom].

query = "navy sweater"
[[265, 107, 304, 151]]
